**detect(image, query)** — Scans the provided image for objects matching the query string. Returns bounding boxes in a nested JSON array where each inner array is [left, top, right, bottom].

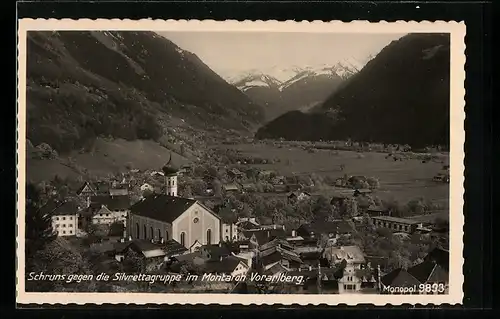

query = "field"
[[27, 138, 188, 183], [218, 143, 450, 207]]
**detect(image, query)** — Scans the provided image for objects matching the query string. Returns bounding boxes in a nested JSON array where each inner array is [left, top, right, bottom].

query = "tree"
[[25, 183, 57, 267]]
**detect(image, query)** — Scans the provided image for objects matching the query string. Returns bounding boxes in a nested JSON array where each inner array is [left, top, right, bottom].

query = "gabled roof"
[[130, 194, 197, 223], [381, 268, 421, 287], [163, 239, 189, 256], [76, 181, 96, 196], [407, 259, 449, 284], [41, 200, 81, 216], [325, 246, 366, 264], [424, 247, 449, 271], [90, 195, 130, 211], [202, 256, 245, 274]]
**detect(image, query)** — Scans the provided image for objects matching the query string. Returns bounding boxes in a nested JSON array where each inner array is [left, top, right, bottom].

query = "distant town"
[[26, 140, 450, 294]]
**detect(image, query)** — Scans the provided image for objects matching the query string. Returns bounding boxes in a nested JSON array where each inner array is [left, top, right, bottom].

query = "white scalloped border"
[[16, 19, 466, 306]]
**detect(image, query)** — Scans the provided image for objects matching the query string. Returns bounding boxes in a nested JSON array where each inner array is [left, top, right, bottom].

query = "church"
[[128, 154, 233, 249]]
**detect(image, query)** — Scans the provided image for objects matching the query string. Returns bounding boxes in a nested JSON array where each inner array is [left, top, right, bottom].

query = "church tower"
[[162, 153, 178, 197]]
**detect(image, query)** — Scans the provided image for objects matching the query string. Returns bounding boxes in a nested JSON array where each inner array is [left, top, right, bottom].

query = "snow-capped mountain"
[[232, 73, 282, 92], [227, 60, 363, 121]]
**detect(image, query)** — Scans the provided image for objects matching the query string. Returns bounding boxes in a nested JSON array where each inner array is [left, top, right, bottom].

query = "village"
[[31, 145, 451, 295]]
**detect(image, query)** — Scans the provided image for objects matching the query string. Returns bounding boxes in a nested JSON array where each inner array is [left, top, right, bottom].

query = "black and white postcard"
[[16, 19, 465, 305]]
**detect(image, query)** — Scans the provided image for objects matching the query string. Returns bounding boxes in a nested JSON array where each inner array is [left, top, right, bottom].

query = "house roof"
[[76, 181, 95, 195], [90, 195, 130, 211], [41, 200, 81, 216], [201, 244, 231, 260], [407, 259, 448, 283], [259, 247, 302, 265], [223, 184, 240, 191], [325, 246, 366, 264], [202, 256, 244, 274], [163, 239, 188, 256], [250, 229, 286, 245], [264, 263, 289, 276], [172, 251, 202, 263], [365, 255, 390, 269], [371, 216, 421, 225], [299, 220, 354, 236], [259, 238, 293, 252], [424, 247, 449, 271], [381, 268, 421, 287], [110, 188, 129, 196], [130, 194, 197, 223]]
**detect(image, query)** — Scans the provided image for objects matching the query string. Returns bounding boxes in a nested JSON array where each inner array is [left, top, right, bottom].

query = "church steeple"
[[162, 153, 178, 197]]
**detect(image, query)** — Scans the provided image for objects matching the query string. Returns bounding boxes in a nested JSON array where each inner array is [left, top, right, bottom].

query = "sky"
[[159, 31, 407, 81]]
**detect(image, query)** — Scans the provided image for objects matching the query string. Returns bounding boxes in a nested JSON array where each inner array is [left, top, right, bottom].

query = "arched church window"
[[180, 232, 186, 247], [206, 229, 212, 245], [143, 225, 147, 240], [135, 223, 140, 239], [165, 230, 169, 240], [150, 226, 154, 239], [157, 229, 162, 241]]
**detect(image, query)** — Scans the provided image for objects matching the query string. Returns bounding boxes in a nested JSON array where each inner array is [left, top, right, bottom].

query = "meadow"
[[218, 143, 450, 208]]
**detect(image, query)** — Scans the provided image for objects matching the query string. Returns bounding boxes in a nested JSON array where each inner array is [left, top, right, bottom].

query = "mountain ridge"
[[255, 33, 451, 147], [26, 31, 265, 153]]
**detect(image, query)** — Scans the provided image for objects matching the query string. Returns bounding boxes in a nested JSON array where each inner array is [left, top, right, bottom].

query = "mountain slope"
[[26, 31, 264, 153], [256, 33, 451, 147]]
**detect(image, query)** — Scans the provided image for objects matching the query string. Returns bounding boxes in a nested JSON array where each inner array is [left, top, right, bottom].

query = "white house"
[[89, 195, 130, 227], [41, 200, 80, 237]]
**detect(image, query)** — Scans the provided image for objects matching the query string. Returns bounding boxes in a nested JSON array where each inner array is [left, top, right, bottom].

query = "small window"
[[69, 217, 73, 220], [226, 229, 228, 233], [62, 217, 66, 220], [69, 230, 73, 234], [55, 224, 59, 228], [55, 217, 59, 221], [69, 224, 73, 228], [62, 231, 66, 234], [62, 224, 66, 227]]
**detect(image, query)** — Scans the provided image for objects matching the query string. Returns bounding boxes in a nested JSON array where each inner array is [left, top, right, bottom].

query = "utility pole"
[[317, 261, 322, 294]]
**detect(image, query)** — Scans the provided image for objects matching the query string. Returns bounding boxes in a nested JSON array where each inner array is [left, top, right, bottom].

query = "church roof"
[[162, 153, 179, 175], [130, 194, 196, 223]]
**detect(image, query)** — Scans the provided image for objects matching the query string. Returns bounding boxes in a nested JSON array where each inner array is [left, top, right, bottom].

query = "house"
[[323, 245, 366, 270], [272, 184, 288, 193], [286, 184, 302, 192], [296, 220, 354, 239], [42, 200, 80, 237], [220, 216, 238, 242], [244, 228, 287, 247], [93, 181, 111, 195], [271, 176, 286, 185], [365, 255, 390, 274], [288, 191, 311, 202], [116, 239, 167, 271], [199, 244, 232, 262], [381, 248, 449, 294], [129, 194, 221, 249], [89, 195, 130, 228], [240, 183, 256, 194], [228, 168, 245, 179], [330, 190, 354, 206], [257, 244, 302, 271], [76, 181, 97, 198], [236, 217, 260, 230], [366, 205, 388, 217], [202, 255, 250, 277], [258, 170, 275, 179], [371, 216, 422, 233], [109, 186, 129, 196], [380, 268, 422, 294], [337, 263, 378, 293], [223, 183, 240, 194]]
